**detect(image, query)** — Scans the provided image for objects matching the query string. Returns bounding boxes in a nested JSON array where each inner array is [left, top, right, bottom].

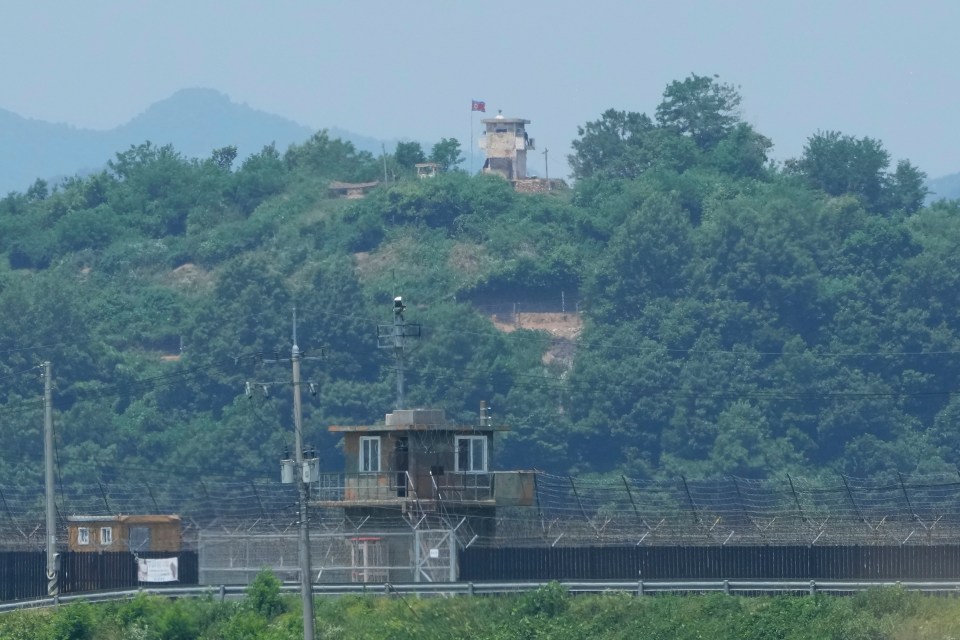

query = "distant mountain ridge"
[[926, 172, 960, 203], [0, 88, 397, 195]]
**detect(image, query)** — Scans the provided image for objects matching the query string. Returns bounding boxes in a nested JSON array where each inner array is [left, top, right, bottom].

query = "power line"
[[0, 364, 43, 383]]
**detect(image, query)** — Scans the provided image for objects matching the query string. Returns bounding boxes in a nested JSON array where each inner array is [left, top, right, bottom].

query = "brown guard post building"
[[319, 405, 534, 537], [66, 515, 182, 553]]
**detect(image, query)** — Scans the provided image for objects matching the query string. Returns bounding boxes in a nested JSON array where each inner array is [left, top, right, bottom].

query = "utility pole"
[[290, 325, 314, 640], [43, 361, 58, 597], [543, 147, 550, 190], [377, 297, 420, 409], [382, 143, 388, 183], [247, 310, 322, 640]]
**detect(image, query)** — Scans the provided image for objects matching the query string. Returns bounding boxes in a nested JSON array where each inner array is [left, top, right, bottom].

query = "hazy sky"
[[2, 1, 958, 178]]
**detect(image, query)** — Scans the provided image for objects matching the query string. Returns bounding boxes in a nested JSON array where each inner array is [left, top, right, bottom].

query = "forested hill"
[[1, 74, 959, 488]]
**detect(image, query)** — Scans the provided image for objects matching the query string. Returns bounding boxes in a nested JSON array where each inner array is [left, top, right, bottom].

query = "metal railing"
[[314, 472, 493, 503], [5, 579, 960, 613]]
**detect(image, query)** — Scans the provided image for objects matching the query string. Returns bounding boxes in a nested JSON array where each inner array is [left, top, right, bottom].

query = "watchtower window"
[[77, 527, 90, 545], [360, 436, 381, 473], [456, 436, 487, 473]]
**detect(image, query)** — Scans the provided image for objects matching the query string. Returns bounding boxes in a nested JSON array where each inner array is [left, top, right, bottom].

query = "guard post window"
[[77, 527, 90, 545], [100, 527, 113, 545], [360, 436, 380, 473], [456, 436, 487, 473]]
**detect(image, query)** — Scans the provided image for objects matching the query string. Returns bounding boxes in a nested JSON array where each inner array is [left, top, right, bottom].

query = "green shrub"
[[0, 610, 53, 640], [246, 569, 286, 619], [516, 581, 569, 618], [47, 600, 95, 640], [852, 585, 919, 618]]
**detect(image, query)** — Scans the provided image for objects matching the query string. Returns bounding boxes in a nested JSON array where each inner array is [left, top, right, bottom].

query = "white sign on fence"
[[137, 557, 179, 582]]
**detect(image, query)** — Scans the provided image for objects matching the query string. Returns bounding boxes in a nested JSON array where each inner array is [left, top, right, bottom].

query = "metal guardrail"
[[5, 579, 960, 613]]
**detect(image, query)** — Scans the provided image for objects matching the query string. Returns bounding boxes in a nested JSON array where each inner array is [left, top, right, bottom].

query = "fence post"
[[809, 580, 816, 596], [637, 580, 644, 596], [723, 579, 730, 595], [219, 584, 226, 603]]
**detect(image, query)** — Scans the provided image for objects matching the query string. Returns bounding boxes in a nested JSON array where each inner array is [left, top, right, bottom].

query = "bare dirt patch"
[[353, 251, 371, 268], [164, 263, 214, 290], [490, 312, 583, 340], [488, 312, 583, 367]]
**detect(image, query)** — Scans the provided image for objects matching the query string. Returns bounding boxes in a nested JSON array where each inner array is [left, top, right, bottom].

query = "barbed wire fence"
[[4, 472, 960, 552], [518, 472, 960, 547]]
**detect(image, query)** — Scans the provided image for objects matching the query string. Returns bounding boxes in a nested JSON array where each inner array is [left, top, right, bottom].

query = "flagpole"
[[470, 100, 485, 175]]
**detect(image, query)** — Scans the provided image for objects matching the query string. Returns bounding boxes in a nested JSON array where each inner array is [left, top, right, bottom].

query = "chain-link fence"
[[197, 526, 457, 585]]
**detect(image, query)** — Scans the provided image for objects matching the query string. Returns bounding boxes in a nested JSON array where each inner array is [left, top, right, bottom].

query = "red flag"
[[471, 100, 486, 113]]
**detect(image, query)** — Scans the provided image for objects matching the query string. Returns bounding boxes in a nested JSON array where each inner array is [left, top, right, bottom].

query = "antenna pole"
[[43, 361, 58, 597], [394, 301, 405, 408], [378, 297, 420, 410]]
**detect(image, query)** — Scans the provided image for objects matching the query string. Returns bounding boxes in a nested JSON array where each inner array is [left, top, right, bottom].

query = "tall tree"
[[283, 130, 379, 181], [429, 138, 464, 172], [231, 143, 285, 214], [568, 109, 697, 180], [394, 141, 427, 169], [655, 74, 743, 150], [211, 145, 238, 171], [788, 131, 889, 213], [708, 122, 772, 178], [883, 159, 928, 215], [569, 109, 657, 180]]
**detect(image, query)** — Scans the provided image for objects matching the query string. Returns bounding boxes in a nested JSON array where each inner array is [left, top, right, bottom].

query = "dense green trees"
[[1, 74, 959, 485], [569, 74, 770, 182], [655, 74, 743, 150], [787, 130, 928, 215]]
